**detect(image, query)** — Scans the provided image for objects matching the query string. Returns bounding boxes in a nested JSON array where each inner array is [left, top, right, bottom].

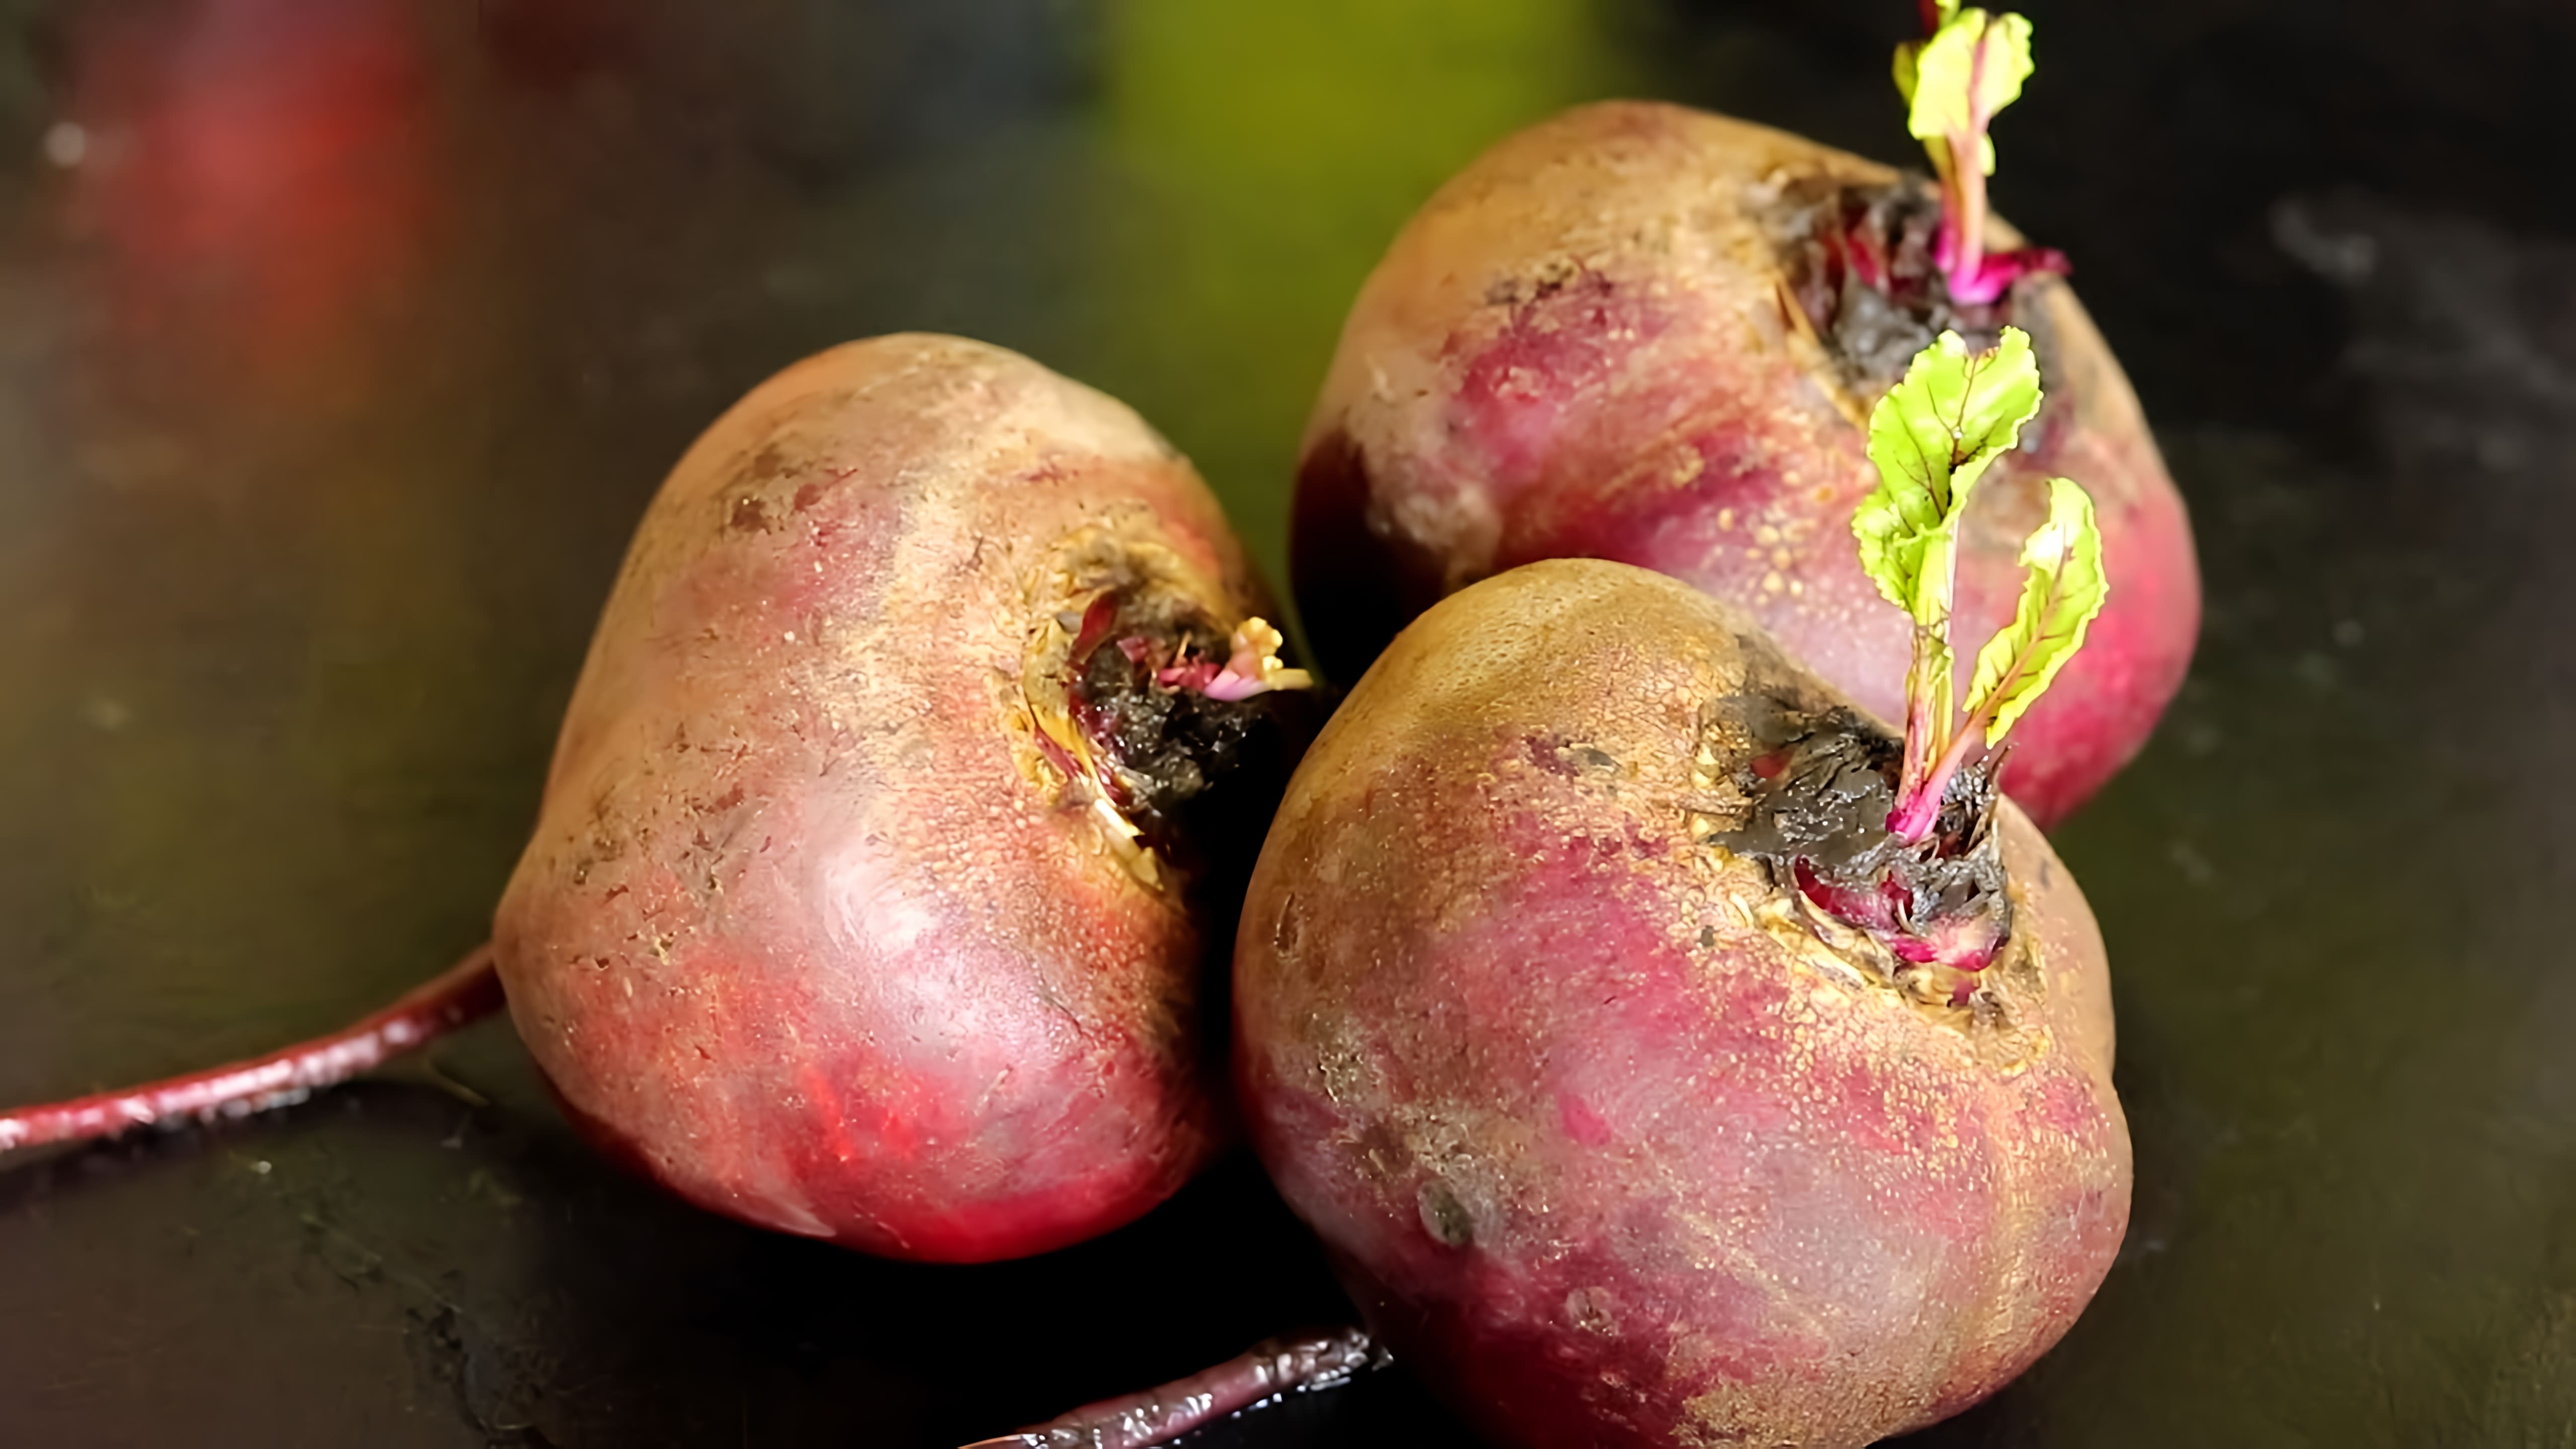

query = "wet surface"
[[5, 1, 2576, 1443]]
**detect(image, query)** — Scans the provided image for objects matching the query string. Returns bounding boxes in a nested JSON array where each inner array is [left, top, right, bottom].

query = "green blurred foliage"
[[1077, 0, 1638, 594]]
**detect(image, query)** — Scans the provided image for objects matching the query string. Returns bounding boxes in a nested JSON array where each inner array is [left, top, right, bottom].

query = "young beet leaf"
[[1855, 328, 2107, 841], [1854, 325, 2039, 829], [1894, 4, 2064, 303], [1962, 477, 2107, 750]]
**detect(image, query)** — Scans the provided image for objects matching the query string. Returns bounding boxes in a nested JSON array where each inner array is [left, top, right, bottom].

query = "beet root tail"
[[958, 1327, 1386, 1449], [0, 944, 505, 1154]]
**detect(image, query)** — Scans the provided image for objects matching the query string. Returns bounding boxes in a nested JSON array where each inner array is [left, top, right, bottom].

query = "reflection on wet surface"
[[6, 1, 2576, 1444]]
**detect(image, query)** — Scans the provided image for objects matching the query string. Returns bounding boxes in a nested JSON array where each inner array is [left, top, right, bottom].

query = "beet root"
[[0, 947, 503, 1154], [1234, 559, 2130, 1447], [961, 1328, 1387, 1449], [495, 334, 1308, 1262], [1294, 101, 2200, 826]]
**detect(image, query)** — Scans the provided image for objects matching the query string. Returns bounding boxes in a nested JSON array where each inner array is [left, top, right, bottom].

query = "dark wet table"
[[6, 2, 2575, 1444]]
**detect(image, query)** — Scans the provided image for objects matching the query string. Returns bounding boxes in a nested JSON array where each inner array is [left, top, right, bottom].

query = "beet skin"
[[1234, 559, 2130, 1446], [496, 335, 1297, 1262], [1294, 101, 2199, 826]]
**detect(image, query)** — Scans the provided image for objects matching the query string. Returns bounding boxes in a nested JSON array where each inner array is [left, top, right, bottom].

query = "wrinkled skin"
[[1295, 101, 2200, 826], [496, 335, 1287, 1262], [1235, 560, 2130, 1448]]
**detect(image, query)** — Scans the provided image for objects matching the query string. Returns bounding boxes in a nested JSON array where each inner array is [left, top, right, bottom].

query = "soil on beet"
[[1718, 703, 2015, 994], [1764, 176, 2066, 410], [1065, 603, 1314, 899]]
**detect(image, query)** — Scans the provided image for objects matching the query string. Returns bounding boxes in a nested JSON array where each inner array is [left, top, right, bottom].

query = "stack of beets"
[[2, 10, 2195, 1447]]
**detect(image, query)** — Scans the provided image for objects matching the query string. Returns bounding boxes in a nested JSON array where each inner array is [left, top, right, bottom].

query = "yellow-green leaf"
[[1904, 9, 2034, 175], [1891, 1, 1964, 105], [1850, 327, 2044, 624], [1893, 39, 1923, 107], [1964, 476, 2107, 745]]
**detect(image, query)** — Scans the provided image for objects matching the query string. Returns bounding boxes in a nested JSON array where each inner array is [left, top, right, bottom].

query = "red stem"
[[958, 1328, 1386, 1449], [1890, 719, 1986, 842], [1947, 29, 1994, 296], [1896, 663, 1941, 818], [1895, 619, 2055, 839], [0, 944, 505, 1154]]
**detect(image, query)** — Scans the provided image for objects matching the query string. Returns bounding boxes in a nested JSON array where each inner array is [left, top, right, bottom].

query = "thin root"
[[958, 1327, 1387, 1449], [0, 944, 505, 1154]]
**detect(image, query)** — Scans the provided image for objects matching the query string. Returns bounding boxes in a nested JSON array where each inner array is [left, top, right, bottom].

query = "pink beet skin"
[[495, 335, 1296, 1262], [1295, 101, 2200, 827], [1236, 560, 2130, 1447]]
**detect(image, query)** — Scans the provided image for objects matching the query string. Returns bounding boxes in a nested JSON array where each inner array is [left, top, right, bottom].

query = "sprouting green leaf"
[[1964, 476, 2107, 746], [1894, 0, 1967, 106], [1891, 2, 1957, 104], [1850, 327, 2044, 623], [1904, 9, 2035, 175]]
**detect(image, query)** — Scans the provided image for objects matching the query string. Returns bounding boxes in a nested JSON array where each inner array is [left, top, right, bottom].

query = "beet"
[[491, 334, 1311, 1261], [1292, 101, 2200, 826], [3, 335, 1311, 1267], [1234, 558, 2129, 1447]]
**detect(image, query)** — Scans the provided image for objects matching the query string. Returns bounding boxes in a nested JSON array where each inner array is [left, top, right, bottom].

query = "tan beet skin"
[[495, 335, 1290, 1262], [1235, 560, 2130, 1447], [1295, 100, 2200, 827]]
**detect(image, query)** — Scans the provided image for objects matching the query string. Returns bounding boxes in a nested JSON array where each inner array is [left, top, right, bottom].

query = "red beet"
[[1235, 559, 2129, 1447], [3, 335, 1310, 1267], [1294, 101, 2199, 826], [492, 334, 1311, 1261]]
